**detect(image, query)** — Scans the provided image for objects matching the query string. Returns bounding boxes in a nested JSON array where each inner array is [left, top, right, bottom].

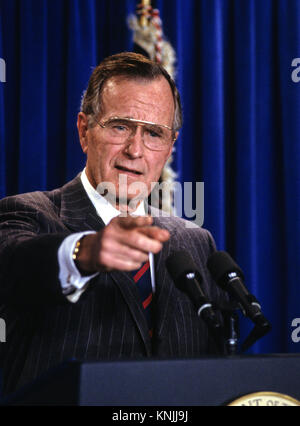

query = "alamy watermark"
[[291, 318, 300, 343], [0, 318, 5, 342], [0, 57, 6, 83], [97, 174, 204, 228], [291, 58, 300, 83]]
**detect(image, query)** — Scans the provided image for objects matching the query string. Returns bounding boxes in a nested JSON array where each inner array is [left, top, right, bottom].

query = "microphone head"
[[206, 251, 244, 288], [166, 250, 202, 290]]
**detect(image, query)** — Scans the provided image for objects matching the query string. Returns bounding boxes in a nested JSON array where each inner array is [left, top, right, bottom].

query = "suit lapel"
[[60, 174, 105, 232], [59, 174, 152, 355], [152, 216, 177, 342], [110, 270, 152, 355]]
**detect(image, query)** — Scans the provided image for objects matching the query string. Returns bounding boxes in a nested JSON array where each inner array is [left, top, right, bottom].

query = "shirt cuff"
[[58, 231, 98, 302]]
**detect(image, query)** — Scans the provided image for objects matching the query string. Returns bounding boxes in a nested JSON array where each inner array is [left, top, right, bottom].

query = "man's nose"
[[123, 125, 144, 158]]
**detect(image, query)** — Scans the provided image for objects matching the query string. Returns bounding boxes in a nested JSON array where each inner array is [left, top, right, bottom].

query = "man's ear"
[[77, 112, 89, 154]]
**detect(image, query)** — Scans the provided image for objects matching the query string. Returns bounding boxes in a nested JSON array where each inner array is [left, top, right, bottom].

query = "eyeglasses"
[[93, 116, 176, 151]]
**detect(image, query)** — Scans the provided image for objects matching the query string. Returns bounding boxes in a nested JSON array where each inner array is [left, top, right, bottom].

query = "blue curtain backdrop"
[[0, 0, 300, 354]]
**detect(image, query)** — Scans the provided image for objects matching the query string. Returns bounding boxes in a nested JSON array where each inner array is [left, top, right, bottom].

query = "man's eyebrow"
[[147, 124, 164, 135], [106, 116, 173, 130]]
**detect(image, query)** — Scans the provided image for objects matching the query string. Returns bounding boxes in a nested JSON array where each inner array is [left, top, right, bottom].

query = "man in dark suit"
[[0, 52, 226, 395]]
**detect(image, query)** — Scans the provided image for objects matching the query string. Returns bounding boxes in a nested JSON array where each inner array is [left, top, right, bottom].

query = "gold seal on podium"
[[228, 391, 300, 406]]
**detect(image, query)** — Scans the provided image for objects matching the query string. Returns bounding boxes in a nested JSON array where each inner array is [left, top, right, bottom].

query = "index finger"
[[116, 215, 153, 230], [138, 226, 170, 242]]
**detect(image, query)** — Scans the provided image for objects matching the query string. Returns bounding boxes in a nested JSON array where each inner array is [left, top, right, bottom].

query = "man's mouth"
[[115, 165, 143, 176]]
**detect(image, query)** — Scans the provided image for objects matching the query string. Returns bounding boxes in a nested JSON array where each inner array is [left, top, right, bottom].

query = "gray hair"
[[80, 52, 183, 132]]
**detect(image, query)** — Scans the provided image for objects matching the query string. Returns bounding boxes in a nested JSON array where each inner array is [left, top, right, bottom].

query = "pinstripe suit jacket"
[[0, 175, 226, 395]]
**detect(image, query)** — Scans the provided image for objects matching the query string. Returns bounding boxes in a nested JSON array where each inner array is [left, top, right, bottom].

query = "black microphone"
[[207, 251, 270, 329], [166, 250, 221, 331]]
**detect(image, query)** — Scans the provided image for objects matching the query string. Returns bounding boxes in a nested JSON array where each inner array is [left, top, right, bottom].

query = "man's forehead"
[[102, 75, 173, 98], [100, 75, 175, 123]]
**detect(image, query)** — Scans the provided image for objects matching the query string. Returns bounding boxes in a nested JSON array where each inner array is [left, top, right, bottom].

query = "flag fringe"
[[127, 14, 177, 79]]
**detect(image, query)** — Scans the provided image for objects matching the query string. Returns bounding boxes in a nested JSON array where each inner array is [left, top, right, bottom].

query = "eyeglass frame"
[[92, 116, 178, 147]]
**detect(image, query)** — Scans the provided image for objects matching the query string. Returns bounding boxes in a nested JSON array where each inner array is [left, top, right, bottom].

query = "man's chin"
[[117, 191, 148, 206], [97, 188, 147, 209], [96, 175, 150, 209]]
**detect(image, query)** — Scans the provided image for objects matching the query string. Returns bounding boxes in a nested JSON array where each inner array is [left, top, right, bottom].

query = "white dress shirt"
[[58, 169, 155, 303]]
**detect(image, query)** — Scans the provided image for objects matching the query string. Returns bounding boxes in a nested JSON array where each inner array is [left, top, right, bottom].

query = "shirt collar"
[[80, 169, 146, 225]]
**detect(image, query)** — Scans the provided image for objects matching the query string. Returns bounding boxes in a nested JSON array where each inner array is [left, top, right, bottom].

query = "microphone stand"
[[224, 311, 240, 355], [241, 315, 272, 352], [214, 300, 272, 354], [213, 301, 240, 355]]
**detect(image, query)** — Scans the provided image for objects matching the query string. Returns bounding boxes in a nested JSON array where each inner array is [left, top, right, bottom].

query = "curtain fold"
[[18, 0, 48, 191], [1, 0, 300, 354], [0, 10, 5, 198]]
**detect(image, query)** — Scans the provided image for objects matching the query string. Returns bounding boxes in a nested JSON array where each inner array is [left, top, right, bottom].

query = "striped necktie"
[[132, 259, 153, 337]]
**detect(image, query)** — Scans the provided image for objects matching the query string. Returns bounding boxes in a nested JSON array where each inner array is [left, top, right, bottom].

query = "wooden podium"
[[2, 355, 300, 406]]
